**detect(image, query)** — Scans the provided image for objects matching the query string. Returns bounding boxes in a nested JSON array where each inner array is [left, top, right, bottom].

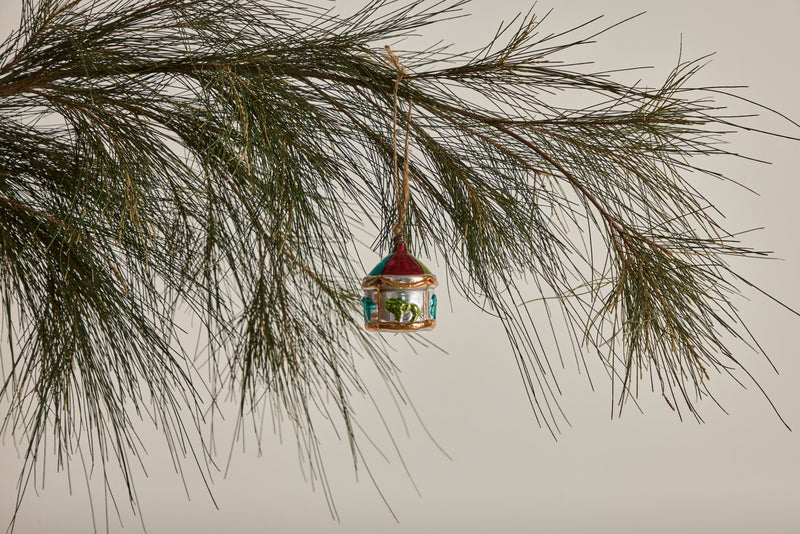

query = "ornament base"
[[365, 319, 436, 332]]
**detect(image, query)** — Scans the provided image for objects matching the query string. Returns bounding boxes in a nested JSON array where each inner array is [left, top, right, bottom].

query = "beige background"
[[1, 1, 799, 532]]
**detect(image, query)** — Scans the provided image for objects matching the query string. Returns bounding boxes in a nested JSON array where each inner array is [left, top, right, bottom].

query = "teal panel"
[[368, 253, 393, 275], [361, 297, 377, 322]]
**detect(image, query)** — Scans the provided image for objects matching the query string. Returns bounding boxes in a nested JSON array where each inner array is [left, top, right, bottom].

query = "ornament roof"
[[368, 241, 431, 276]]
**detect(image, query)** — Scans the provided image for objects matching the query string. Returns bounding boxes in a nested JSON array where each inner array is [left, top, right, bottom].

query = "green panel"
[[409, 253, 431, 274]]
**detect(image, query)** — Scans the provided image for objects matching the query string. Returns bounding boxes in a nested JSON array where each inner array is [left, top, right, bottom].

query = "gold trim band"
[[361, 275, 438, 290], [365, 319, 436, 332]]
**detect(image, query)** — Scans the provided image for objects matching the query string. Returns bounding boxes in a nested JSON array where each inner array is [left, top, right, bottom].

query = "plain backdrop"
[[1, 1, 799, 533]]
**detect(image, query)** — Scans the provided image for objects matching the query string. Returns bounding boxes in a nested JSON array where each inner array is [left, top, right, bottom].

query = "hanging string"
[[384, 45, 412, 242]]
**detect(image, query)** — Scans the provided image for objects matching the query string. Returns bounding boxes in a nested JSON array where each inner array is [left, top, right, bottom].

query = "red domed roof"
[[368, 241, 431, 276]]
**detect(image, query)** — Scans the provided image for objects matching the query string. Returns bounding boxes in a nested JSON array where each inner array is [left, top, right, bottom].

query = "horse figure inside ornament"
[[385, 298, 421, 322]]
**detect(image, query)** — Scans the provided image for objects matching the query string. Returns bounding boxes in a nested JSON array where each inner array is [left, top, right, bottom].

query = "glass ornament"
[[361, 238, 437, 332]]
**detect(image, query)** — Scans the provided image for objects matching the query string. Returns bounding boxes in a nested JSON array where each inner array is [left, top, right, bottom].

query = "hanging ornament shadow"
[[361, 236, 437, 332]]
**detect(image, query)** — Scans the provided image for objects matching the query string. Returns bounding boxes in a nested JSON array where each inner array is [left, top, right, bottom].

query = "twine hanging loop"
[[383, 46, 413, 242]]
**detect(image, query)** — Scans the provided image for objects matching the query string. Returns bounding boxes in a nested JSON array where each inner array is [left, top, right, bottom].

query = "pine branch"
[[0, 0, 796, 528]]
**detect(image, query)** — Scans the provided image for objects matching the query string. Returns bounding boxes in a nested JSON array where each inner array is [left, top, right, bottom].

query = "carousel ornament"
[[361, 46, 438, 333], [361, 235, 437, 332]]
